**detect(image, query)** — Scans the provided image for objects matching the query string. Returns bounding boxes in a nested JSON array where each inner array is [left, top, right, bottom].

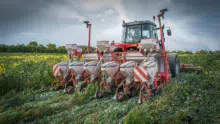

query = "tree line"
[[168, 50, 220, 54], [0, 41, 219, 54], [0, 41, 96, 53]]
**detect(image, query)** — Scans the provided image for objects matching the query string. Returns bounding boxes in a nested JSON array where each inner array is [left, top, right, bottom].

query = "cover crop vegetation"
[[0, 53, 219, 123]]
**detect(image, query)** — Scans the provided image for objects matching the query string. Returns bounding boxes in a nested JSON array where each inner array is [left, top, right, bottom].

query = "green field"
[[0, 53, 219, 123]]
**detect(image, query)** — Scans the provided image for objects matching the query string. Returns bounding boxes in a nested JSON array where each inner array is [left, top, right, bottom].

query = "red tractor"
[[108, 9, 180, 103]]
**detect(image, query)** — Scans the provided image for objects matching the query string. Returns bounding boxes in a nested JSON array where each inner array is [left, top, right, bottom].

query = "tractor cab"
[[110, 20, 158, 52], [122, 20, 158, 43]]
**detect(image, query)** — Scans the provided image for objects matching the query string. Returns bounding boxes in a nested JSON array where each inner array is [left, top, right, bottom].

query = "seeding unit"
[[52, 9, 202, 103]]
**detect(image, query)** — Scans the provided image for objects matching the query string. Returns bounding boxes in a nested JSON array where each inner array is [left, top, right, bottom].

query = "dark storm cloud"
[[0, 0, 123, 45], [0, 0, 41, 37], [0, 0, 53, 38], [0, 0, 83, 36], [168, 0, 220, 51], [0, 0, 46, 23], [170, 0, 220, 17], [121, 0, 220, 25], [0, 0, 219, 51], [0, 0, 90, 45]]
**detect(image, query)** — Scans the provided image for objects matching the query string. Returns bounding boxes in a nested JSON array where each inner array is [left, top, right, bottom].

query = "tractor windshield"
[[125, 25, 141, 43], [122, 23, 156, 43]]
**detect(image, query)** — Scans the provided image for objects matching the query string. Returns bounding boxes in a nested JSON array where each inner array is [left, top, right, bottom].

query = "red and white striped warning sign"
[[134, 66, 148, 83], [53, 64, 61, 77]]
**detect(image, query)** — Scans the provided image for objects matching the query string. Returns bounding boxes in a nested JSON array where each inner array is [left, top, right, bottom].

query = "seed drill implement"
[[52, 9, 202, 103]]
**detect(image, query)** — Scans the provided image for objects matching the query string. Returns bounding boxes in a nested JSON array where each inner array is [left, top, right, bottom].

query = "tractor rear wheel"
[[168, 53, 180, 77]]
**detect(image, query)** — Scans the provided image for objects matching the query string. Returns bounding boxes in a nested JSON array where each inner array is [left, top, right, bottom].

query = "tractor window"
[[152, 27, 158, 40], [121, 27, 126, 42], [125, 25, 141, 43], [142, 24, 152, 38]]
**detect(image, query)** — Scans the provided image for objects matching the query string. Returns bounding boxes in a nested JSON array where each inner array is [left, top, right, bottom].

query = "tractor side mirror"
[[167, 29, 172, 36]]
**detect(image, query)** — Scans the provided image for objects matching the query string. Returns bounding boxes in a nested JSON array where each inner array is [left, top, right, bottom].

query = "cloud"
[[95, 24, 122, 41], [100, 18, 105, 22], [164, 0, 220, 51], [41, 4, 87, 23], [104, 9, 115, 15], [0, 0, 219, 51], [81, 0, 126, 19]]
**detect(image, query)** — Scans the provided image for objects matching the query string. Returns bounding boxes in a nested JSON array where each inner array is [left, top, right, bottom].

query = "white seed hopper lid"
[[97, 41, 109, 51], [65, 44, 78, 52]]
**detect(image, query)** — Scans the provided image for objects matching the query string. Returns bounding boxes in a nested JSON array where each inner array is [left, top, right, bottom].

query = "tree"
[[38, 44, 46, 53], [47, 43, 56, 53], [47, 43, 56, 49], [185, 51, 193, 54], [177, 50, 184, 54], [0, 44, 7, 52], [27, 41, 38, 52], [27, 41, 38, 47], [196, 50, 207, 54], [57, 46, 66, 53]]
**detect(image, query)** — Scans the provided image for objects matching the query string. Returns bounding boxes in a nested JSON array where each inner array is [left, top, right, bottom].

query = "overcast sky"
[[0, 0, 220, 52]]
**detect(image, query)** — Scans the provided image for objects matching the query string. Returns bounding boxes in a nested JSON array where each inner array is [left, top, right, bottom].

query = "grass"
[[0, 53, 66, 56], [124, 54, 220, 123], [0, 53, 219, 123], [0, 84, 138, 124]]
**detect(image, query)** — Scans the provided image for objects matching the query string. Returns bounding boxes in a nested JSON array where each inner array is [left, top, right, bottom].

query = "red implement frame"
[[157, 10, 171, 84], [84, 23, 92, 53]]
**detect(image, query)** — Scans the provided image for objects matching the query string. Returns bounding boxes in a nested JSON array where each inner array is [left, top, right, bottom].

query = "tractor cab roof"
[[122, 20, 156, 27]]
